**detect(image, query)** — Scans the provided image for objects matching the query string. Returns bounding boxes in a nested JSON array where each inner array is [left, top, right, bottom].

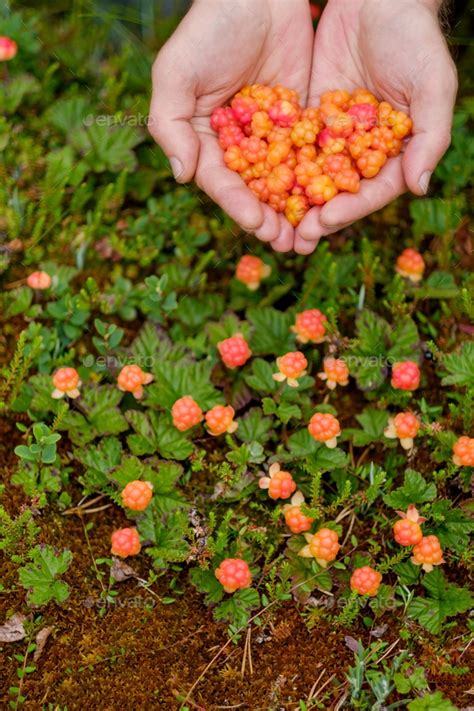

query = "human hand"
[[294, 0, 458, 255], [149, 0, 313, 252]]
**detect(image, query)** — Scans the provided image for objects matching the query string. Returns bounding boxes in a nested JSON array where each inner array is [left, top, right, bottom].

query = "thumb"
[[149, 47, 200, 183], [402, 55, 457, 196]]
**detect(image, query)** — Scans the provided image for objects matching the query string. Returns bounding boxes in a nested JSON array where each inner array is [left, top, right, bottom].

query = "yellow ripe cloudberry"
[[266, 163, 295, 193], [240, 136, 268, 164], [285, 194, 309, 226], [384, 412, 421, 450], [171, 395, 203, 432], [273, 351, 308, 388], [322, 154, 352, 180], [350, 566, 382, 596], [291, 118, 319, 147], [296, 144, 317, 163], [411, 535, 444, 572], [283, 492, 314, 534], [396, 248, 425, 283], [334, 168, 360, 193], [52, 367, 81, 399], [273, 84, 300, 106], [249, 84, 278, 111], [218, 334, 252, 368], [215, 558, 252, 593], [235, 255, 271, 291], [111, 528, 141, 558], [224, 145, 249, 173], [452, 436, 474, 467], [320, 89, 351, 110], [350, 88, 378, 107], [205, 405, 238, 436], [318, 357, 349, 390], [389, 110, 413, 139], [291, 309, 327, 344], [370, 126, 401, 155], [248, 177, 270, 201], [268, 191, 289, 213], [295, 160, 322, 188], [269, 99, 300, 127], [259, 462, 296, 500], [121, 480, 153, 511], [391, 361, 421, 391], [251, 110, 273, 138], [27, 271, 52, 289], [308, 412, 341, 449], [357, 148, 387, 178], [393, 505, 426, 546], [299, 528, 340, 567], [347, 130, 372, 160], [317, 128, 346, 155], [117, 364, 154, 399], [306, 174, 338, 206]]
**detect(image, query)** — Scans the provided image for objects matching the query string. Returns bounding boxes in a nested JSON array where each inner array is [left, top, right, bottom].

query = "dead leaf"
[[0, 614, 27, 643], [344, 635, 359, 653], [110, 557, 137, 582], [33, 626, 53, 662], [370, 624, 388, 638]]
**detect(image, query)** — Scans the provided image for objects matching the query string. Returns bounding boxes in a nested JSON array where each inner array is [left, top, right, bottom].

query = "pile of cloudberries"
[[211, 84, 412, 225]]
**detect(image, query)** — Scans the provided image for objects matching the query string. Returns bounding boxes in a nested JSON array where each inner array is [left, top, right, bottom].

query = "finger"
[[195, 132, 264, 232], [254, 204, 281, 243], [270, 215, 295, 252], [294, 205, 325, 242], [149, 47, 200, 183], [402, 55, 458, 195], [319, 157, 406, 228], [294, 232, 319, 255]]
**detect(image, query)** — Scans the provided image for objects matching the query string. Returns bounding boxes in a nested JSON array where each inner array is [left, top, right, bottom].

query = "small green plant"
[[18, 545, 72, 605], [0, 505, 39, 563]]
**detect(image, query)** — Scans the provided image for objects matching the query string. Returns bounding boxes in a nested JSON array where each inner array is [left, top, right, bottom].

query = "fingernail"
[[418, 170, 432, 195], [169, 156, 184, 181]]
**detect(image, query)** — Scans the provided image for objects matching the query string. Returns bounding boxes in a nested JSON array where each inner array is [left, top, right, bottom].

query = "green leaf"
[[348, 408, 388, 446], [440, 341, 474, 388], [407, 692, 457, 711], [190, 567, 224, 605], [275, 401, 302, 424], [145, 361, 221, 410], [61, 386, 128, 445], [152, 413, 194, 461], [46, 96, 92, 133], [73, 437, 123, 491], [235, 408, 274, 444], [246, 307, 293, 355], [429, 500, 474, 553], [214, 587, 260, 627], [280, 429, 320, 461], [18, 545, 72, 606], [408, 569, 473, 634], [409, 196, 464, 238], [384, 470, 437, 509], [393, 560, 420, 586], [387, 318, 420, 362], [130, 323, 188, 365], [137, 508, 190, 566], [309, 446, 348, 471], [244, 358, 279, 394], [70, 123, 144, 173]]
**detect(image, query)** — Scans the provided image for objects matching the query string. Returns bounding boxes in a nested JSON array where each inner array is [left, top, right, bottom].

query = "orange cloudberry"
[[283, 491, 314, 534], [285, 194, 309, 226], [308, 412, 341, 449], [121, 480, 153, 511], [273, 351, 308, 388], [235, 255, 271, 290], [51, 367, 81, 399], [411, 535, 444, 572], [205, 405, 238, 436], [384, 412, 421, 450], [350, 566, 382, 596], [306, 174, 338, 206], [218, 334, 252, 368], [395, 248, 425, 283], [393, 505, 425, 546], [391, 361, 421, 391], [299, 528, 340, 567], [259, 462, 297, 500], [452, 436, 474, 467], [291, 309, 327, 344], [27, 271, 52, 290], [111, 528, 141, 558], [171, 395, 203, 432], [215, 558, 252, 593], [117, 364, 154, 399], [318, 357, 350, 390]]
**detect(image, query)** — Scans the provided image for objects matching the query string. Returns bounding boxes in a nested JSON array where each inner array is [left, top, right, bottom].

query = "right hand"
[[149, 0, 314, 252]]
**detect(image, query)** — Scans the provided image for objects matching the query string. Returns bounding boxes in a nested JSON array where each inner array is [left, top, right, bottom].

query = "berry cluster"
[[211, 84, 412, 224], [171, 396, 238, 436], [392, 505, 443, 572]]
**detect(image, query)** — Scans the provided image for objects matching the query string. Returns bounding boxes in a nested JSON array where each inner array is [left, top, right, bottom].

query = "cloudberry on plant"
[[391, 361, 421, 391], [283, 492, 314, 533], [171, 395, 203, 432], [231, 95, 258, 124], [0, 36, 17, 61], [291, 309, 327, 344], [350, 566, 382, 596], [111, 528, 141, 558], [452, 436, 474, 467], [215, 558, 252, 593], [396, 248, 425, 283], [411, 535, 444, 572], [306, 175, 338, 206], [308, 412, 341, 449], [224, 145, 249, 173], [121, 480, 153, 511], [299, 528, 340, 567], [384, 412, 421, 450], [269, 99, 300, 127], [259, 462, 296, 500], [218, 124, 245, 149], [273, 351, 308, 388], [205, 405, 238, 436], [218, 334, 252, 368], [318, 357, 349, 390], [285, 194, 309, 226], [210, 106, 237, 131], [117, 364, 154, 399], [235, 255, 271, 290], [51, 367, 81, 399], [393, 505, 425, 546], [27, 271, 52, 289], [357, 149, 387, 178]]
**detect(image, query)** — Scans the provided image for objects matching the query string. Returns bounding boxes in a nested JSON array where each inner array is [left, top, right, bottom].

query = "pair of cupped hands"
[[149, 0, 457, 254]]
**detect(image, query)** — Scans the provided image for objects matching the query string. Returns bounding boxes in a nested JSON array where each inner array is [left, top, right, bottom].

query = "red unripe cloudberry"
[[171, 396, 203, 432], [218, 334, 252, 368], [111, 528, 141, 558], [215, 558, 252, 593], [350, 566, 382, 596], [391, 361, 421, 391]]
